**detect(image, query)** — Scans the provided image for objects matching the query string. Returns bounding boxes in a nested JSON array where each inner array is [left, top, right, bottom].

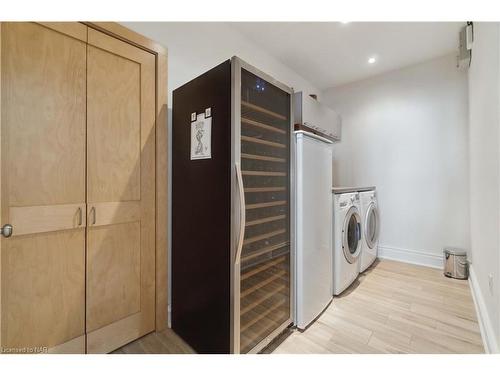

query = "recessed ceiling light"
[[340, 21, 350, 24], [368, 57, 376, 64]]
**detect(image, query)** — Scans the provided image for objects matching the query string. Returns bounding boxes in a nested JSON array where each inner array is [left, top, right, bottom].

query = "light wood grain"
[[117, 260, 483, 354], [85, 22, 167, 56], [155, 50, 169, 332], [3, 22, 86, 207], [37, 22, 87, 42], [273, 259, 484, 354], [2, 230, 85, 351], [112, 329, 194, 354], [87, 312, 143, 354], [242, 117, 286, 134], [241, 101, 287, 121], [246, 200, 287, 210], [87, 222, 141, 332], [86, 27, 156, 353], [0, 21, 167, 354], [241, 256, 286, 281], [47, 335, 85, 354], [87, 45, 141, 203], [241, 135, 286, 149], [243, 228, 286, 246], [1, 22, 86, 353], [246, 214, 286, 227], [241, 153, 286, 163], [82, 23, 168, 333], [242, 170, 287, 177], [241, 242, 289, 262], [87, 201, 140, 227], [10, 203, 86, 236]]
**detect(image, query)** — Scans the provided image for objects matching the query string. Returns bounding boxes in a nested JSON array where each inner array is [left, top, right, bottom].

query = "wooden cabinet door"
[[85, 28, 156, 353], [0, 22, 87, 353]]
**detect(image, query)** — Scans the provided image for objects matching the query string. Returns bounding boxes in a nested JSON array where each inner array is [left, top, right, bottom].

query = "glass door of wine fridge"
[[231, 57, 293, 354]]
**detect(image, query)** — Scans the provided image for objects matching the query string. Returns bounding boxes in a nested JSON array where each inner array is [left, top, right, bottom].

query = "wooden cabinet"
[[85, 27, 156, 354], [0, 22, 167, 354]]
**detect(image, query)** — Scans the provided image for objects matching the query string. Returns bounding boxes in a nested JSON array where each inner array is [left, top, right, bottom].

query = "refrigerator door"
[[232, 58, 293, 353], [294, 131, 333, 329]]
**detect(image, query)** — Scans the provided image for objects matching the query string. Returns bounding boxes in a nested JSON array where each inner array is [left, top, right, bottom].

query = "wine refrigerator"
[[172, 57, 294, 353]]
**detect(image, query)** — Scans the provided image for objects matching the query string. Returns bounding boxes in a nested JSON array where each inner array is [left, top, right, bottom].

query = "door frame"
[[0, 22, 169, 343]]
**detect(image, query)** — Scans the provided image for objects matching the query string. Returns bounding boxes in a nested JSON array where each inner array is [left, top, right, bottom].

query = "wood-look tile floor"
[[112, 329, 195, 354], [113, 259, 483, 354], [274, 259, 484, 354]]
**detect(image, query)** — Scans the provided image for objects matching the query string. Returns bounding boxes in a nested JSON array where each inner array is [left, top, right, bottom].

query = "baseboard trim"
[[378, 245, 442, 269], [469, 265, 499, 353]]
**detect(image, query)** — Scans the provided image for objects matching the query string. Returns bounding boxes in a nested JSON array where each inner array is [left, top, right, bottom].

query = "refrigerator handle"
[[235, 162, 246, 264]]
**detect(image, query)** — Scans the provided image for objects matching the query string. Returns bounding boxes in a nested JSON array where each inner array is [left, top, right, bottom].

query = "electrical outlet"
[[489, 273, 494, 295]]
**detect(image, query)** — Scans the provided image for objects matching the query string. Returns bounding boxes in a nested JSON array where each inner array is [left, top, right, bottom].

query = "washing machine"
[[333, 191, 362, 295], [359, 190, 379, 272]]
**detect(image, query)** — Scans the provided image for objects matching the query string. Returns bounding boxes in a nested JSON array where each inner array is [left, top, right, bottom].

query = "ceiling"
[[228, 22, 464, 89]]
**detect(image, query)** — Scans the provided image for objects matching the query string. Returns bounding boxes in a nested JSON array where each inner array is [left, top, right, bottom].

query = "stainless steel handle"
[[235, 162, 246, 265], [90, 207, 96, 225], [0, 224, 13, 238], [77, 207, 82, 226]]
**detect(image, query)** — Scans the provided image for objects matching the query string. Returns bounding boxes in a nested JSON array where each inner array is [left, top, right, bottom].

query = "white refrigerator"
[[294, 130, 334, 329]]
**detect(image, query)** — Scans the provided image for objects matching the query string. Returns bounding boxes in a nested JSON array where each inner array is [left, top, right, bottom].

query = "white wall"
[[468, 22, 500, 353], [322, 54, 470, 269], [121, 22, 320, 101]]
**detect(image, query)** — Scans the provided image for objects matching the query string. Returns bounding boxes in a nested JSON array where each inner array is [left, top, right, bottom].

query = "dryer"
[[360, 190, 379, 272], [332, 191, 362, 295]]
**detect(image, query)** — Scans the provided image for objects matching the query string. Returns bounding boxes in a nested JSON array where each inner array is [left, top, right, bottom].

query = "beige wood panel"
[[10, 203, 86, 236], [87, 222, 141, 332], [155, 52, 169, 332], [1, 22, 86, 353], [87, 46, 140, 203], [87, 201, 140, 227], [47, 335, 85, 354], [87, 312, 146, 354], [85, 22, 167, 56], [2, 230, 85, 350], [37, 22, 87, 42], [86, 28, 156, 353], [3, 22, 86, 207], [85, 22, 169, 334]]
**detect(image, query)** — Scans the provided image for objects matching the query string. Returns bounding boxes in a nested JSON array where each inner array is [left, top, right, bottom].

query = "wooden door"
[[0, 22, 87, 353], [85, 28, 156, 353]]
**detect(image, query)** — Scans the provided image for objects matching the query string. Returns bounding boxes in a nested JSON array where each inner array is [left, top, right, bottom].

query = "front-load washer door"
[[342, 207, 362, 263], [364, 203, 380, 249]]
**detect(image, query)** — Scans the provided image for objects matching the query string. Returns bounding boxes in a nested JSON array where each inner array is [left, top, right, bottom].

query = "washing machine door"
[[364, 203, 379, 249], [342, 206, 362, 263]]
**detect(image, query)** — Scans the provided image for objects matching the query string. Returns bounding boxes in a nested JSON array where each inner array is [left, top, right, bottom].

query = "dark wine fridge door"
[[237, 65, 292, 353]]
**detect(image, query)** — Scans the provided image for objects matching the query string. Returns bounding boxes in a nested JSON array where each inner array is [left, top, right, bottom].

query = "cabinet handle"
[[77, 207, 82, 226], [90, 207, 96, 225]]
